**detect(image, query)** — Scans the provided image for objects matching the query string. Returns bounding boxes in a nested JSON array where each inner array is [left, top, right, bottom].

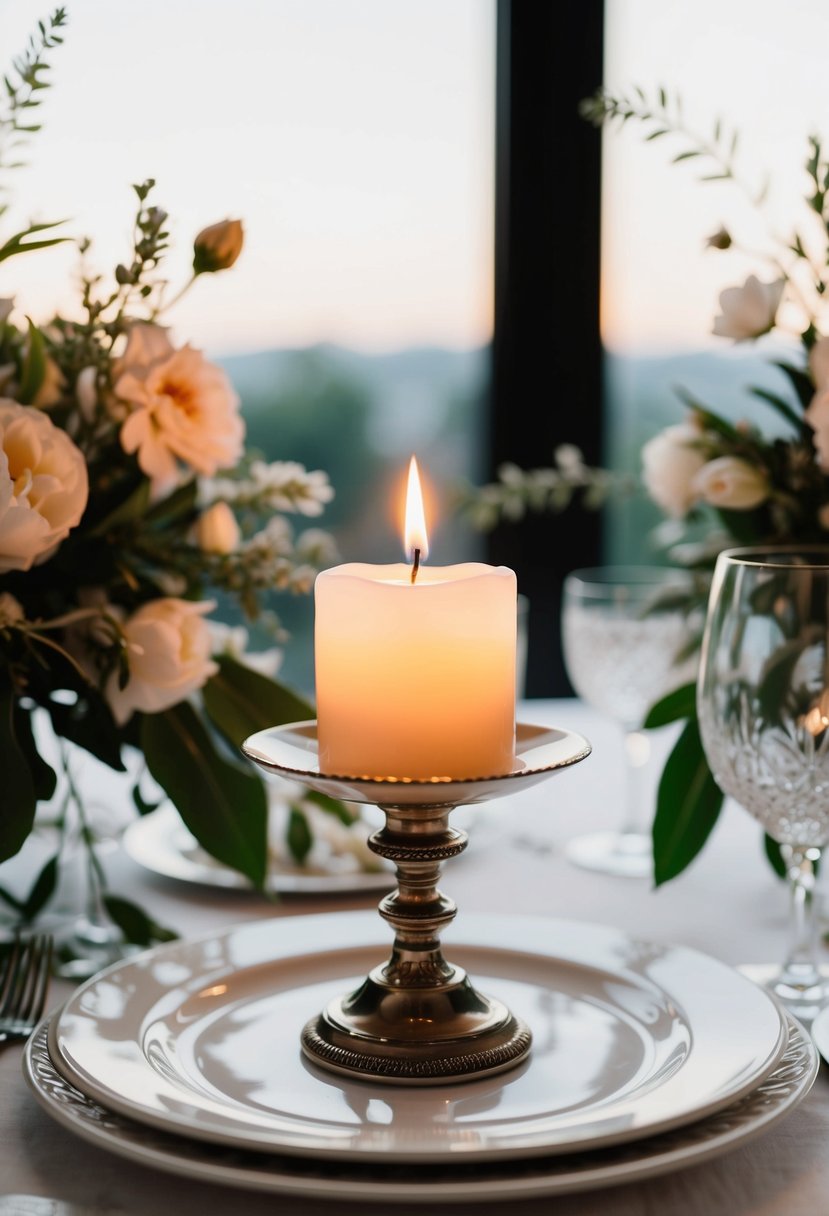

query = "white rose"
[[193, 501, 240, 554], [641, 423, 707, 518], [0, 399, 88, 573], [806, 388, 829, 472], [712, 275, 784, 340], [115, 323, 244, 494], [692, 456, 769, 510], [106, 597, 219, 726]]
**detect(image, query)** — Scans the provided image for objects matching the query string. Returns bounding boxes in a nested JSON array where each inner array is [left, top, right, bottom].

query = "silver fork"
[[0, 934, 53, 1049]]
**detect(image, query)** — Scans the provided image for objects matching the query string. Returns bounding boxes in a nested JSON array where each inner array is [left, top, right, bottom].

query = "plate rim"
[[24, 1013, 817, 1203], [121, 803, 395, 896], [47, 911, 788, 1163]]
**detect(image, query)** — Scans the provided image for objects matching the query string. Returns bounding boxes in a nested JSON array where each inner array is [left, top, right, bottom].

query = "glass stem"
[[620, 729, 650, 837], [780, 845, 822, 990]]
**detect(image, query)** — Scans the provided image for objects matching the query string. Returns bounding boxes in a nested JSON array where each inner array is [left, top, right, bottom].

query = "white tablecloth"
[[1, 699, 827, 1215]]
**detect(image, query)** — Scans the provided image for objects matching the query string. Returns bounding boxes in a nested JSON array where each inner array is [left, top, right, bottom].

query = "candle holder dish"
[[242, 720, 591, 1086]]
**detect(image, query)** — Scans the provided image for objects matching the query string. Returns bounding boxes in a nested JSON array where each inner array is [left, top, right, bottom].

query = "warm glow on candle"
[[404, 456, 430, 563]]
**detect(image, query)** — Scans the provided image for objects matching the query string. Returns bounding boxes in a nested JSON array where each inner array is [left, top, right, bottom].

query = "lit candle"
[[315, 457, 517, 779]]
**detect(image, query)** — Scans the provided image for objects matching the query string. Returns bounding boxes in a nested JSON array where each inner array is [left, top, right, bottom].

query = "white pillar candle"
[[314, 458, 517, 779], [314, 562, 517, 779]]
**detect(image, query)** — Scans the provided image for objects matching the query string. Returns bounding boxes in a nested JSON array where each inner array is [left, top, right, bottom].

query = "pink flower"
[[106, 597, 219, 725], [0, 400, 88, 572], [115, 324, 244, 494]]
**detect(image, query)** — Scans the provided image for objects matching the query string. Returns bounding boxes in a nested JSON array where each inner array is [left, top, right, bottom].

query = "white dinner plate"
[[48, 911, 787, 1163], [122, 804, 395, 896], [25, 1014, 816, 1202]]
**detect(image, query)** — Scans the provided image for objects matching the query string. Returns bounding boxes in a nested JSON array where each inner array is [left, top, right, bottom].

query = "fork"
[[0, 934, 53, 1049]]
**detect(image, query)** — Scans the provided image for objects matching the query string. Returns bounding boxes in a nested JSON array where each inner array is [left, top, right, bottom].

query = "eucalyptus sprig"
[[461, 446, 633, 531], [0, 6, 66, 202], [581, 86, 829, 341]]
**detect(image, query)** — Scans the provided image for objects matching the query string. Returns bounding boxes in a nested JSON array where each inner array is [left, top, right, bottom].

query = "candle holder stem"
[[244, 721, 591, 1088], [301, 802, 532, 1085]]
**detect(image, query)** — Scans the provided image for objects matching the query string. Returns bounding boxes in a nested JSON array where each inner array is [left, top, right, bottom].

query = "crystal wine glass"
[[698, 546, 829, 1020], [561, 566, 697, 877]]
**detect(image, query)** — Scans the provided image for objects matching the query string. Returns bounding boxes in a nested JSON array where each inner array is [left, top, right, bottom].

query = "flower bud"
[[193, 219, 244, 274], [193, 501, 240, 554], [692, 456, 769, 510], [705, 226, 732, 251]]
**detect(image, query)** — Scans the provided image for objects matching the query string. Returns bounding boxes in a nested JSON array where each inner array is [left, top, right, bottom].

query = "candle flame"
[[404, 455, 429, 564]]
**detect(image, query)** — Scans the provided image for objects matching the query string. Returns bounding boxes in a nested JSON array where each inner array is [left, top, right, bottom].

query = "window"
[[2, 0, 495, 691]]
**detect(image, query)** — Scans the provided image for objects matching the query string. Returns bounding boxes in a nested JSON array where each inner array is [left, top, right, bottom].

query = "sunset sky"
[[0, 0, 495, 356], [2, 1, 826, 361]]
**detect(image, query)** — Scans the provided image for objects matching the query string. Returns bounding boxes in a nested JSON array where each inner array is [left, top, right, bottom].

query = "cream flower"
[[115, 324, 244, 493], [106, 597, 219, 726], [692, 456, 769, 510], [0, 400, 88, 572], [641, 423, 707, 518], [193, 500, 240, 554], [712, 276, 784, 340]]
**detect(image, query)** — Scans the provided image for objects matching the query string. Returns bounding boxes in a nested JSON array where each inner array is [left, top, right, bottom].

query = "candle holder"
[[243, 721, 591, 1086]]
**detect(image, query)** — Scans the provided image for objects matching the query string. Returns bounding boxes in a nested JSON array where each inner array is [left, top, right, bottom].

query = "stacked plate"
[[24, 910, 817, 1203]]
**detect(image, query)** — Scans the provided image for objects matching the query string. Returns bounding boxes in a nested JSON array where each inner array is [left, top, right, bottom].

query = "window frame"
[[489, 0, 605, 696]]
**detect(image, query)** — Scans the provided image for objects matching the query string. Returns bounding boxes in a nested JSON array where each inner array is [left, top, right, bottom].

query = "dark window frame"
[[489, 0, 605, 696]]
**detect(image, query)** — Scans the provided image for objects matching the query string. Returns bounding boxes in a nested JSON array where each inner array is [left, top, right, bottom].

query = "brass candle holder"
[[243, 721, 591, 1086]]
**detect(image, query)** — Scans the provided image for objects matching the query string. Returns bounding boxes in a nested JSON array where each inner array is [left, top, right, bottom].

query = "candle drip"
[[410, 547, 421, 584]]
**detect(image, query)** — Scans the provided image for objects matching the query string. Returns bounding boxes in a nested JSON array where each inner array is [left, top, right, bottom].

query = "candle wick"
[[410, 548, 421, 584]]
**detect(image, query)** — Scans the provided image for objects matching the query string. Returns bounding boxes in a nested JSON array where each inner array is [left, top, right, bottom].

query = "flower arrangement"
[[0, 11, 342, 942], [472, 85, 829, 883]]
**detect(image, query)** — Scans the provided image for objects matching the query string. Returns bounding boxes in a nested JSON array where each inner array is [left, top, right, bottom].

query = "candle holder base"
[[301, 970, 531, 1084], [243, 721, 590, 1087]]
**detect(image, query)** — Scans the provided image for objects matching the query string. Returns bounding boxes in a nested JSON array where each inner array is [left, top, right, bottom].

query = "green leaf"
[[0, 682, 36, 862], [102, 893, 177, 947], [304, 788, 357, 825], [672, 150, 699, 162], [653, 719, 724, 886], [0, 220, 68, 263], [203, 656, 313, 749], [286, 806, 313, 864], [13, 705, 56, 801], [48, 695, 125, 772], [748, 385, 806, 433], [764, 833, 787, 879], [17, 317, 46, 404], [673, 389, 743, 441], [143, 478, 198, 526], [141, 701, 268, 888], [644, 682, 697, 729], [0, 883, 24, 912], [774, 361, 815, 409], [131, 783, 162, 816], [21, 853, 58, 920], [90, 479, 151, 537]]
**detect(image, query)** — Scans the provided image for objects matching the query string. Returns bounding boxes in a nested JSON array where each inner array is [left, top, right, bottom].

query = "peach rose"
[[106, 597, 219, 726], [115, 324, 244, 494], [0, 399, 88, 572]]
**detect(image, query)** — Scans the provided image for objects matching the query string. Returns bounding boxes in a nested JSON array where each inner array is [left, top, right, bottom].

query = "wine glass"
[[698, 546, 829, 1020], [561, 566, 697, 877]]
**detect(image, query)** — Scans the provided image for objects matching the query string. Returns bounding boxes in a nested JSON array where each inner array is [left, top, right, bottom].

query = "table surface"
[[1, 699, 828, 1216]]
